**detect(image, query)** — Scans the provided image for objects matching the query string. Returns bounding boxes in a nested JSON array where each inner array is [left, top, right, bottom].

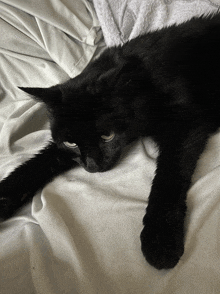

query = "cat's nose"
[[85, 157, 100, 173]]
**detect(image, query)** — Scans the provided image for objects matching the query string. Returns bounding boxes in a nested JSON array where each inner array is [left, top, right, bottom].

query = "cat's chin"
[[73, 157, 113, 173], [82, 163, 114, 173], [84, 168, 103, 173], [72, 150, 121, 173], [83, 165, 104, 173]]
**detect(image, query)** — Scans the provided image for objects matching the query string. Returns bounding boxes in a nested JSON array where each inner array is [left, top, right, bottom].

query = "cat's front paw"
[[140, 208, 185, 270]]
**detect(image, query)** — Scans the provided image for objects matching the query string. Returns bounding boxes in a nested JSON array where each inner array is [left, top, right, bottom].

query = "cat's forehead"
[[53, 116, 98, 146], [53, 92, 96, 123], [53, 103, 112, 143], [60, 87, 99, 112], [58, 89, 112, 124]]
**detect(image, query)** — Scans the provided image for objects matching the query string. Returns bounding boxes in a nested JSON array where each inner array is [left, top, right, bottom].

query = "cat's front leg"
[[0, 142, 77, 220], [140, 124, 215, 269], [141, 182, 186, 270]]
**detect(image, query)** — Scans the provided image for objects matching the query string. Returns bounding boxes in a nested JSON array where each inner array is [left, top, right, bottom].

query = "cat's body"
[[1, 14, 220, 269]]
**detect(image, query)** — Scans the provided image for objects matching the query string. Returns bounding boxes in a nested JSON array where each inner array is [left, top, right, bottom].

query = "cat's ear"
[[19, 85, 62, 105]]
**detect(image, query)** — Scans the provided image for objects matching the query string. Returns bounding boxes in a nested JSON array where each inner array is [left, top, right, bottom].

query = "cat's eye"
[[63, 142, 78, 148], [101, 131, 115, 142]]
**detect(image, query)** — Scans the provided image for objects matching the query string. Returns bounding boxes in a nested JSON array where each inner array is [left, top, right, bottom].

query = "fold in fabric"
[[93, 0, 219, 46], [1, 1, 220, 293]]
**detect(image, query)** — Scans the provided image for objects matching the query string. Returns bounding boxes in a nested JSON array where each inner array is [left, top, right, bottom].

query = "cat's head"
[[20, 51, 149, 172]]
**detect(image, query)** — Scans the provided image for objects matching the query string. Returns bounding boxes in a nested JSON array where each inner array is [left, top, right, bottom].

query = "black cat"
[[1, 13, 220, 269]]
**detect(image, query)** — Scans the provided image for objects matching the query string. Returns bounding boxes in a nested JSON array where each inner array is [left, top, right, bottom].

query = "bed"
[[1, 0, 220, 293]]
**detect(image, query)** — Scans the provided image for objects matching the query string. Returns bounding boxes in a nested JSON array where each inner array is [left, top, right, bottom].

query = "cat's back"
[[79, 13, 220, 112], [119, 13, 220, 108], [122, 13, 220, 63]]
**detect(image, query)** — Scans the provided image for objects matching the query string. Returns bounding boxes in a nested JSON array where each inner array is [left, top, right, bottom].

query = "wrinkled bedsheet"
[[1, 1, 220, 293], [93, 0, 220, 46]]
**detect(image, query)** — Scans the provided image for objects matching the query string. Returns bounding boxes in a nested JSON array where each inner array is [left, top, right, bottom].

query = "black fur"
[[1, 14, 220, 269]]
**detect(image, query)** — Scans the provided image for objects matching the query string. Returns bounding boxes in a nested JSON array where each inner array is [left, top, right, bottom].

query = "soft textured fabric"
[[1, 1, 220, 293], [93, 0, 220, 46]]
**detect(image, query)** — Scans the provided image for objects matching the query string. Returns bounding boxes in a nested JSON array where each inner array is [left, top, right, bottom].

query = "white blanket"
[[1, 1, 220, 293], [93, 0, 220, 46]]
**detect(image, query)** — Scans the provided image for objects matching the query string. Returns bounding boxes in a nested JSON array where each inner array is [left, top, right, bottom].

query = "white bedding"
[[1, 1, 220, 293]]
